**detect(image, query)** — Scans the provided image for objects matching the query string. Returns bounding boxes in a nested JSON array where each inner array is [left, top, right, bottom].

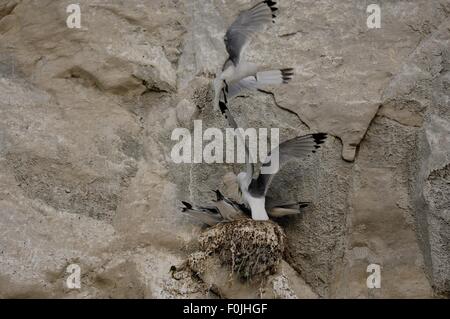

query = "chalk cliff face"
[[0, 0, 448, 298]]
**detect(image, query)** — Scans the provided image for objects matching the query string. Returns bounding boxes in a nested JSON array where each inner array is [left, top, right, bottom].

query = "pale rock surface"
[[0, 0, 449, 298]]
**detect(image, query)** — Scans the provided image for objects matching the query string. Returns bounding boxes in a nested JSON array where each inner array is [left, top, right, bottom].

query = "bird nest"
[[187, 219, 286, 280]]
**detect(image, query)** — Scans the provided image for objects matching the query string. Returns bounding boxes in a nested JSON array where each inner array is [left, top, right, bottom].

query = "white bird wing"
[[225, 0, 278, 65], [213, 190, 247, 221], [227, 68, 294, 98], [180, 201, 222, 226], [249, 133, 328, 197]]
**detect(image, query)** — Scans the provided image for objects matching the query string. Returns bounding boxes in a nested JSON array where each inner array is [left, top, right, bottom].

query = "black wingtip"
[[264, 0, 277, 10], [218, 101, 228, 115], [264, 0, 278, 21], [312, 133, 328, 145], [310, 133, 327, 152], [213, 189, 224, 201], [181, 201, 192, 209], [281, 68, 294, 83], [281, 68, 294, 74]]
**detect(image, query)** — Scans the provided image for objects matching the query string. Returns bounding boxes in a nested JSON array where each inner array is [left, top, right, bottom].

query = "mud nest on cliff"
[[188, 219, 286, 280]]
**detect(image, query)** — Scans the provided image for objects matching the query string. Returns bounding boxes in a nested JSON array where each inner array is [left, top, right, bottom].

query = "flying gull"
[[213, 1, 294, 108]]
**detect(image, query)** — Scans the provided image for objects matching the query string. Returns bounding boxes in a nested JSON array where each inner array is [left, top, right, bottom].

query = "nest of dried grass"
[[188, 219, 286, 280]]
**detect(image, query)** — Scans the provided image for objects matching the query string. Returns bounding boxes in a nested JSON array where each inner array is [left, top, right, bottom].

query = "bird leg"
[[221, 80, 229, 104], [223, 80, 229, 95]]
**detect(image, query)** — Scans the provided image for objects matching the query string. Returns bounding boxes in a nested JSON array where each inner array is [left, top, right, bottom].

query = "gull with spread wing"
[[213, 1, 294, 108], [219, 101, 327, 221]]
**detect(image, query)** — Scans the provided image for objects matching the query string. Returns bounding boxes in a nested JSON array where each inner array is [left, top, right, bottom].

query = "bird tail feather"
[[256, 68, 294, 86], [268, 201, 310, 217]]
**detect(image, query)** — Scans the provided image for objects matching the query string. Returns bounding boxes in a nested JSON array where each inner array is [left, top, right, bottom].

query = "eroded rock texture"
[[0, 0, 449, 298]]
